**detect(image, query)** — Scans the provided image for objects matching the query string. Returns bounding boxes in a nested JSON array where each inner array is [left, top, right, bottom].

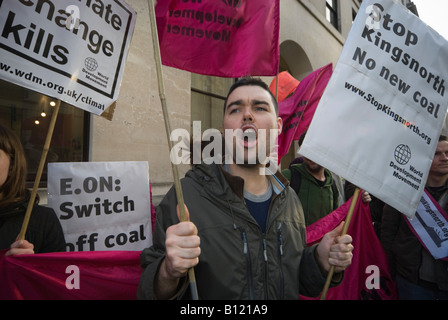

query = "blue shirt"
[[245, 197, 272, 233], [244, 180, 273, 233]]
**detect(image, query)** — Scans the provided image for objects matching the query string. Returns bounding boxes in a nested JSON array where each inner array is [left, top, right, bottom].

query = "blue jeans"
[[396, 275, 448, 300]]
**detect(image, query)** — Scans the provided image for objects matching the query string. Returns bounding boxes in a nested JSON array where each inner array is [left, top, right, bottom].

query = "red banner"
[[269, 71, 300, 102], [155, 0, 279, 77], [277, 64, 333, 161]]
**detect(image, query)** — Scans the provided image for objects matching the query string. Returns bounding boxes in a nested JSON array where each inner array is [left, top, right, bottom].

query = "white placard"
[[0, 0, 136, 115], [299, 0, 448, 218], [48, 162, 152, 251]]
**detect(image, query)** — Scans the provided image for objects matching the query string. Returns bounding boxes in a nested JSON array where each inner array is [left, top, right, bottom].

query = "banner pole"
[[275, 74, 279, 101], [147, 0, 198, 300], [18, 99, 61, 241], [320, 187, 360, 300]]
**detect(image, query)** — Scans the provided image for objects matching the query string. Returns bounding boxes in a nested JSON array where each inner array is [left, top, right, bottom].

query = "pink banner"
[[155, 0, 279, 77], [277, 64, 333, 162], [0, 192, 397, 300], [302, 193, 398, 300], [0, 250, 141, 300]]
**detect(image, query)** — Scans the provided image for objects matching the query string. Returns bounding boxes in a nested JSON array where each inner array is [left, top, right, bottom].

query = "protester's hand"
[[161, 205, 200, 280], [5, 239, 34, 256], [361, 191, 372, 203], [316, 222, 353, 274]]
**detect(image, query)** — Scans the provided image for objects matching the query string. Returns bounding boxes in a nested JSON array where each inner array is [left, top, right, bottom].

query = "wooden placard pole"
[[18, 99, 61, 241], [147, 0, 199, 300], [320, 187, 360, 300]]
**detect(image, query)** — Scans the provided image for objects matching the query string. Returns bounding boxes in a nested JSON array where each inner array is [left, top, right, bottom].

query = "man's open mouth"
[[241, 125, 257, 148]]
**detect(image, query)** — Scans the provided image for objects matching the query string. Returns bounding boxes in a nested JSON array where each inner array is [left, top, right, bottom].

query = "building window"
[[326, 0, 339, 30], [353, 0, 362, 23], [191, 74, 235, 133], [0, 80, 90, 188]]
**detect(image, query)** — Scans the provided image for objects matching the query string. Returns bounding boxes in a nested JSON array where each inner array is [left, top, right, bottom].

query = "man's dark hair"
[[223, 77, 279, 116], [439, 135, 448, 142]]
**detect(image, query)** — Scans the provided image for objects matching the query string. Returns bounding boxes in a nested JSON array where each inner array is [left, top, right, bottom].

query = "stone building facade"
[[0, 0, 418, 204]]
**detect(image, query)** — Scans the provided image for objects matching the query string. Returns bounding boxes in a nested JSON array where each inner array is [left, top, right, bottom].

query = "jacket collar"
[[220, 164, 288, 200]]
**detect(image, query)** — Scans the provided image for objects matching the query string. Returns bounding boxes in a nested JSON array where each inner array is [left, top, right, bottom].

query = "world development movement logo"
[[394, 144, 412, 165], [84, 57, 98, 72]]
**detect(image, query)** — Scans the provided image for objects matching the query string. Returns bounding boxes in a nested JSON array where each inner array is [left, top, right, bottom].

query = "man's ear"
[[277, 117, 283, 135]]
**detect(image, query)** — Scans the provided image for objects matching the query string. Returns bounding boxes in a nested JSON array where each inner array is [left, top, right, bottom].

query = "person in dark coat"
[[381, 135, 448, 299], [0, 124, 65, 255]]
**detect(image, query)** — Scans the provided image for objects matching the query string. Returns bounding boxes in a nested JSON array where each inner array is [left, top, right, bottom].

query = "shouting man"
[[138, 78, 353, 300]]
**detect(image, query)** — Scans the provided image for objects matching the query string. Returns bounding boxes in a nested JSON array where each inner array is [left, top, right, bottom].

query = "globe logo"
[[84, 57, 98, 72], [394, 144, 412, 165]]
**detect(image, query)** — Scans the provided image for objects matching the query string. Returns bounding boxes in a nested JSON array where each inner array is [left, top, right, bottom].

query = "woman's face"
[[0, 149, 11, 188]]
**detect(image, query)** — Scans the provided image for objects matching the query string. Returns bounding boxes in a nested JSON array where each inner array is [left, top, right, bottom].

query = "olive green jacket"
[[138, 163, 339, 300], [282, 164, 338, 226]]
